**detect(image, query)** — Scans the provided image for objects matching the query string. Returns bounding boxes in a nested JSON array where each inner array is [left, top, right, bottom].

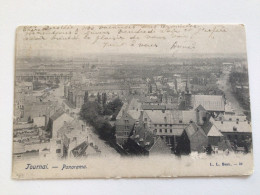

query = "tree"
[[107, 98, 123, 112], [84, 91, 89, 103], [80, 101, 102, 124], [102, 93, 107, 105], [93, 116, 114, 140], [102, 104, 113, 116], [97, 93, 101, 104]]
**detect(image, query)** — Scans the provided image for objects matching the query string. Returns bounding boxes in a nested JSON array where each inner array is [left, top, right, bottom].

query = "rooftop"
[[193, 95, 225, 112]]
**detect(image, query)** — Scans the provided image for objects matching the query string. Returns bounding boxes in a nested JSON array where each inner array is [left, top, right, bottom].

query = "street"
[[51, 84, 120, 157], [217, 70, 244, 115]]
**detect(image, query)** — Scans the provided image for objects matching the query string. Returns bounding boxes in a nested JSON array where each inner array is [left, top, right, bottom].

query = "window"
[[170, 129, 172, 133], [144, 118, 147, 122], [179, 120, 183, 123], [170, 124, 172, 127], [56, 149, 61, 153], [160, 129, 162, 133], [154, 129, 157, 133], [154, 124, 157, 127], [159, 124, 162, 127], [165, 129, 167, 133], [56, 140, 61, 144]]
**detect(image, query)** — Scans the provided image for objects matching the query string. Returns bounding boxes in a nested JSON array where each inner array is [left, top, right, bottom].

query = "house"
[[127, 125, 172, 155], [213, 120, 252, 146], [70, 141, 101, 158], [47, 109, 74, 139], [149, 137, 172, 155], [202, 118, 224, 146], [115, 109, 141, 145], [21, 101, 58, 123], [50, 119, 91, 159], [177, 123, 208, 154]]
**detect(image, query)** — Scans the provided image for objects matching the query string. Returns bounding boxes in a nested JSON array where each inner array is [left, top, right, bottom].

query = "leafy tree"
[[102, 93, 107, 105], [102, 104, 113, 115], [84, 91, 89, 103], [97, 93, 101, 104], [80, 101, 102, 124], [107, 98, 123, 112]]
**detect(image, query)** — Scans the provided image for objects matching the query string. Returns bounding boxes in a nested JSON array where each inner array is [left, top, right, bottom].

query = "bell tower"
[[185, 74, 192, 110]]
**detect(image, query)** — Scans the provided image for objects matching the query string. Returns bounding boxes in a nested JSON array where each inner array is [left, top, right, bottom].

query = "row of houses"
[[64, 83, 131, 109], [115, 95, 252, 155]]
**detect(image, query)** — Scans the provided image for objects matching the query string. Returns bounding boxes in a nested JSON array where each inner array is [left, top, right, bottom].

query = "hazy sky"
[[16, 24, 247, 58]]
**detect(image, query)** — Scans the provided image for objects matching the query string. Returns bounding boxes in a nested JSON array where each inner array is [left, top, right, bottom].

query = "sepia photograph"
[[12, 24, 253, 179]]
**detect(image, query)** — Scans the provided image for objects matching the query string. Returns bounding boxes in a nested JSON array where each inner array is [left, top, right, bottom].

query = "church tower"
[[184, 74, 192, 110]]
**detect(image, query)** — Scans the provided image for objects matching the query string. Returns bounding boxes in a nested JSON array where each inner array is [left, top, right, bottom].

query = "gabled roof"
[[195, 104, 206, 111], [71, 141, 88, 157], [127, 110, 141, 120], [50, 109, 65, 121], [207, 124, 223, 137], [148, 136, 171, 153], [184, 123, 207, 139]]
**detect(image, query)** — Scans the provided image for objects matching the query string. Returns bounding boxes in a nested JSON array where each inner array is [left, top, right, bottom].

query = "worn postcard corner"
[[13, 24, 253, 179]]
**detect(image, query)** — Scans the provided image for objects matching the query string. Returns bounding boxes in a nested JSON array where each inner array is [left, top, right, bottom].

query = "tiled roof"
[[50, 109, 65, 121], [184, 123, 207, 139], [83, 84, 128, 91], [213, 121, 251, 133], [144, 110, 197, 125], [127, 110, 141, 120], [14, 123, 34, 130], [193, 95, 225, 111], [182, 111, 197, 123], [141, 104, 166, 110], [195, 104, 206, 111], [207, 124, 223, 137]]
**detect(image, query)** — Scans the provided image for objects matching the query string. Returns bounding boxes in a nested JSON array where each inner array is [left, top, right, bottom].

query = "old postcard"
[[13, 24, 253, 179]]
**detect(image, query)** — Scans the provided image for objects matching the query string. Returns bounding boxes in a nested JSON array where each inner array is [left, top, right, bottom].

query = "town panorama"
[[13, 52, 252, 160]]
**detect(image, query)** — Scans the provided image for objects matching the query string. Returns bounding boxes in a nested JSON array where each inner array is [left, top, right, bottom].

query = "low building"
[[213, 120, 252, 146]]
